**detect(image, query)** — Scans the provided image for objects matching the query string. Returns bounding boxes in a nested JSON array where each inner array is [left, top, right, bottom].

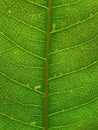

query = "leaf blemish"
[[34, 85, 41, 90], [31, 121, 37, 125], [26, 84, 30, 87], [52, 24, 56, 32]]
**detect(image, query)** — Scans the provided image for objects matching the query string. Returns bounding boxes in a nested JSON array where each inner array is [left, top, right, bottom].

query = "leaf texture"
[[0, 0, 98, 130]]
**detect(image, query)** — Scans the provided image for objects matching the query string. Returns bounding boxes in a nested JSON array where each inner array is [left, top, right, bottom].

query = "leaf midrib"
[[44, 0, 52, 130]]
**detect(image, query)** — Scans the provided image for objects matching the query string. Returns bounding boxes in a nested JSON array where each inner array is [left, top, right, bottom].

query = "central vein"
[[44, 0, 52, 130]]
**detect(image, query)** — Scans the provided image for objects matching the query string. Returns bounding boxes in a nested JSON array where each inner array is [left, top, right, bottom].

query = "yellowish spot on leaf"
[[31, 121, 36, 125], [26, 84, 30, 87], [53, 24, 56, 32], [34, 85, 41, 90]]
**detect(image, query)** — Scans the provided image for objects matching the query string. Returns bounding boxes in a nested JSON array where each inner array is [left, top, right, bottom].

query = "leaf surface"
[[0, 0, 98, 130]]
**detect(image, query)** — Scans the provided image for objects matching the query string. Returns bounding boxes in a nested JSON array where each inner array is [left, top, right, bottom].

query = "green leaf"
[[0, 0, 98, 130]]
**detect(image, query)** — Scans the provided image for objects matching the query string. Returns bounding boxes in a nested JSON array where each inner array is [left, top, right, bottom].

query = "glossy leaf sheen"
[[0, 0, 98, 130]]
